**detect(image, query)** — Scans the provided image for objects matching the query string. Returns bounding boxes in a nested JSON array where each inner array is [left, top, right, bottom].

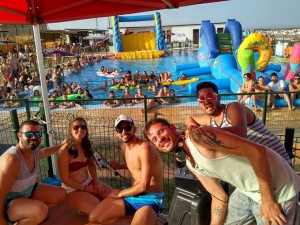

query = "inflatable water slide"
[[184, 20, 284, 92], [176, 19, 243, 78], [111, 12, 166, 59]]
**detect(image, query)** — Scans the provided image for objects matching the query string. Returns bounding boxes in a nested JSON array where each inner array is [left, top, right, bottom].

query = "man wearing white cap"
[[88, 114, 164, 225]]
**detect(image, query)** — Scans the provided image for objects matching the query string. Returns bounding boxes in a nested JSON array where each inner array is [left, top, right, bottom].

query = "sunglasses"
[[20, 131, 42, 138], [116, 125, 133, 134], [295, 78, 300, 80], [73, 125, 87, 131], [197, 93, 217, 103]]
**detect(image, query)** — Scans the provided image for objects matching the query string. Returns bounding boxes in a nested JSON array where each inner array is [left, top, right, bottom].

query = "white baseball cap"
[[115, 114, 134, 128]]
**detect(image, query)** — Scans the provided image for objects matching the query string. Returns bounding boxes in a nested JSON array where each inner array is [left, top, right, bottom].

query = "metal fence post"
[[261, 90, 268, 125], [39, 106, 54, 177], [24, 98, 31, 120], [284, 128, 295, 160], [10, 109, 19, 144], [144, 95, 148, 123]]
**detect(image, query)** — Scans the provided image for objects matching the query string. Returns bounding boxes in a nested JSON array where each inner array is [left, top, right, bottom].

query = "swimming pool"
[[62, 50, 214, 99]]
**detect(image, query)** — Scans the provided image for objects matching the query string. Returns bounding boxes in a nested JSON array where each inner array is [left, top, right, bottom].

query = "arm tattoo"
[[212, 207, 223, 217], [189, 127, 235, 150]]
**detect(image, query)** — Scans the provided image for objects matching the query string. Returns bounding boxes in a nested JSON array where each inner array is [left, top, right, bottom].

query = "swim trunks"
[[123, 192, 164, 215]]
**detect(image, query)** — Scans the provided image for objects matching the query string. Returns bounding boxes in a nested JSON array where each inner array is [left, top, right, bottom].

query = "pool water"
[[62, 50, 214, 100]]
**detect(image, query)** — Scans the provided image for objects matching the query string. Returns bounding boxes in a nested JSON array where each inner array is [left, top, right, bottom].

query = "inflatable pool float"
[[31, 94, 86, 102], [96, 71, 120, 78], [110, 85, 137, 90], [162, 77, 199, 86], [237, 33, 272, 72]]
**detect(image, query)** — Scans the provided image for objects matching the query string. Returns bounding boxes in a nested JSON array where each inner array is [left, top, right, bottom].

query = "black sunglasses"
[[20, 131, 42, 138], [116, 125, 133, 134], [73, 125, 87, 131]]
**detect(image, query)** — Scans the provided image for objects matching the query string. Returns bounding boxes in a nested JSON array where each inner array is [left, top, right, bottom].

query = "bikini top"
[[69, 157, 92, 171]]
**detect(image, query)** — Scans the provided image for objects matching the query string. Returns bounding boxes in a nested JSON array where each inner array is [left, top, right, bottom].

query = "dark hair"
[[19, 120, 40, 131], [67, 117, 92, 158], [258, 76, 264, 80], [271, 72, 278, 77], [196, 81, 219, 95], [244, 73, 251, 78], [109, 90, 115, 94], [144, 118, 171, 141]]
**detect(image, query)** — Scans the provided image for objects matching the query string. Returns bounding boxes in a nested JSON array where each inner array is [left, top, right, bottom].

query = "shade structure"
[[0, 0, 226, 175], [0, 0, 226, 25]]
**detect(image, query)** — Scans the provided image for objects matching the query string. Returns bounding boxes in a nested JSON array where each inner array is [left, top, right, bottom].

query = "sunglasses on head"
[[116, 125, 133, 133], [73, 125, 87, 131], [20, 131, 42, 138], [197, 92, 217, 103]]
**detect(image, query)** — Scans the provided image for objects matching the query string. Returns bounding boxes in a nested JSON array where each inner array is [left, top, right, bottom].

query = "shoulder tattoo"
[[189, 127, 235, 150]]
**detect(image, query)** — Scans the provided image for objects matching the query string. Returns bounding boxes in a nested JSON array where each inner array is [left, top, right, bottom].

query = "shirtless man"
[[237, 72, 255, 104], [144, 118, 300, 225], [185, 81, 292, 165], [289, 74, 300, 109], [141, 85, 170, 112], [1, 58, 14, 92], [123, 71, 132, 83], [134, 86, 145, 104], [121, 86, 135, 105], [9, 53, 20, 82], [252, 76, 271, 111], [133, 70, 141, 82], [103, 91, 120, 108], [88, 115, 164, 225]]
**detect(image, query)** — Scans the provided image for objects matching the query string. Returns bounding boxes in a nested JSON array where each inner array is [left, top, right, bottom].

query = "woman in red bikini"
[[57, 117, 111, 215]]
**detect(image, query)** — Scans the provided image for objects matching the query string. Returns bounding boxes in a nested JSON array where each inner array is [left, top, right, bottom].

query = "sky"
[[48, 0, 300, 31]]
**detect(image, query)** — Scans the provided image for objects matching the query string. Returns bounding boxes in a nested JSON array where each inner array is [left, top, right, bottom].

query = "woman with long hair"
[[58, 117, 111, 215]]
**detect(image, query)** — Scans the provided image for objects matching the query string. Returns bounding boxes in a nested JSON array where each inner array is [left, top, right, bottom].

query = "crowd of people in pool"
[[1, 81, 299, 224], [0, 46, 183, 110]]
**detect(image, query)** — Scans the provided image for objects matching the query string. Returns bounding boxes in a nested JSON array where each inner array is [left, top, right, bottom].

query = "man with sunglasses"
[[185, 81, 292, 165], [0, 120, 66, 225], [289, 74, 300, 109], [89, 114, 164, 225], [144, 117, 300, 225]]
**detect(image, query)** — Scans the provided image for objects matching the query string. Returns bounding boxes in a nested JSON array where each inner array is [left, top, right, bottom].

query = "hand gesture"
[[260, 200, 286, 225]]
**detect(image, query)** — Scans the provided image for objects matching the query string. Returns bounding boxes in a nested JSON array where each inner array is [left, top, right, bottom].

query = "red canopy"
[[0, 0, 225, 25]]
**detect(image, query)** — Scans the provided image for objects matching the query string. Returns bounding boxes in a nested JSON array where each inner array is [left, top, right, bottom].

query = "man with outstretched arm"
[[144, 118, 300, 225], [88, 114, 164, 225], [0, 120, 66, 225], [185, 81, 292, 165]]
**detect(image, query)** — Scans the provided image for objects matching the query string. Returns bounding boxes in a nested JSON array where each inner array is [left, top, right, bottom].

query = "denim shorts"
[[224, 189, 298, 225]]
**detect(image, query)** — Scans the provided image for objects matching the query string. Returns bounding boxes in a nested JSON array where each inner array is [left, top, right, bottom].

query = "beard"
[[20, 138, 41, 150], [121, 133, 134, 143]]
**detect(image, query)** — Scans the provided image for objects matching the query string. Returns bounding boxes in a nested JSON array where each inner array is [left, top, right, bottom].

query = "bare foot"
[[255, 107, 262, 112], [140, 108, 145, 113], [271, 105, 276, 110], [289, 106, 295, 111]]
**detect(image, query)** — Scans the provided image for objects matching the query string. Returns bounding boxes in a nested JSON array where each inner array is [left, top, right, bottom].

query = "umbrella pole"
[[32, 24, 58, 176]]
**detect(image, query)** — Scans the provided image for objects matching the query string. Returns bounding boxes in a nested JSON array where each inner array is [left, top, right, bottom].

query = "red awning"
[[0, 0, 226, 25]]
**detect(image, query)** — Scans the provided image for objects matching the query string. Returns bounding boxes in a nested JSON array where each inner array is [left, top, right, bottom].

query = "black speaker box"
[[167, 167, 228, 225]]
